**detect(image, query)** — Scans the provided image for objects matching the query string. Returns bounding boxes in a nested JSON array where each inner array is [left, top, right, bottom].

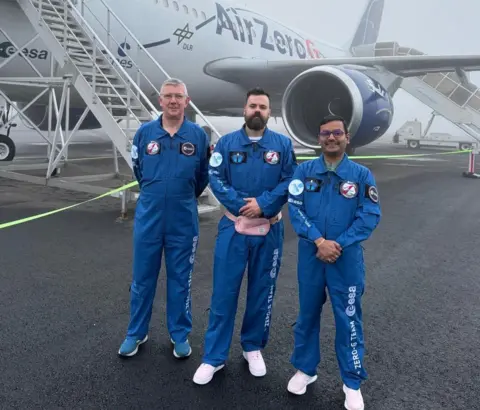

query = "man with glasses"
[[286, 114, 381, 410], [118, 78, 211, 359]]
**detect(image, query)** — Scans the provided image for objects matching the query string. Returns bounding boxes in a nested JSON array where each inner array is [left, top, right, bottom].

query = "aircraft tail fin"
[[349, 0, 385, 51]]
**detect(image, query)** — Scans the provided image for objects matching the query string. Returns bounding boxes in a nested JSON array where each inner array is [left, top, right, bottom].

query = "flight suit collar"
[[239, 124, 272, 147], [316, 153, 350, 179], [156, 114, 190, 140]]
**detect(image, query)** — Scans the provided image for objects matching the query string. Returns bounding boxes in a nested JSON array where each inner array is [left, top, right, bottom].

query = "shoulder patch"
[[289, 179, 304, 195], [209, 151, 223, 167], [366, 184, 379, 203]]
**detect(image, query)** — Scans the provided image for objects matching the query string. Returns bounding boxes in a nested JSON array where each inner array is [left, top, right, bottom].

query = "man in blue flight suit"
[[118, 78, 210, 359], [192, 87, 297, 385], [286, 115, 381, 410]]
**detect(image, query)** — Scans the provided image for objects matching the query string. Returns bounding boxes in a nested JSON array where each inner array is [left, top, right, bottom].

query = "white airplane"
[[1, 0, 480, 161]]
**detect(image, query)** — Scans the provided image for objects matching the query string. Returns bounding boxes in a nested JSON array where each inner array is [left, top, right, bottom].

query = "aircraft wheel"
[[0, 134, 15, 161], [407, 140, 419, 149], [460, 142, 471, 150]]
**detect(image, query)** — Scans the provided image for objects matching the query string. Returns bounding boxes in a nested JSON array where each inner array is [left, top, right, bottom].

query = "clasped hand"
[[316, 240, 342, 263], [239, 197, 262, 218]]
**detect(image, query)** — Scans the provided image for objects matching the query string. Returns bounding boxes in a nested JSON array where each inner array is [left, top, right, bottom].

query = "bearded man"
[[192, 87, 298, 385]]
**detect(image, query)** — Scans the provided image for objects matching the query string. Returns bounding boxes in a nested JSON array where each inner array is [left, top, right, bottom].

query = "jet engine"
[[281, 66, 394, 151]]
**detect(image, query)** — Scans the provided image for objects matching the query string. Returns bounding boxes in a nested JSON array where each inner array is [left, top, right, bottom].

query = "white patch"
[[340, 181, 358, 199], [131, 145, 138, 160], [288, 179, 304, 196], [209, 152, 223, 167]]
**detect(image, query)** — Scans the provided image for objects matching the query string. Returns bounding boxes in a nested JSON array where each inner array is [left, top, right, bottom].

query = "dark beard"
[[245, 114, 267, 131]]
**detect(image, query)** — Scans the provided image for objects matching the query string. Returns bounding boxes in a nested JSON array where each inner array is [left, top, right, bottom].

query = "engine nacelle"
[[281, 66, 394, 150]]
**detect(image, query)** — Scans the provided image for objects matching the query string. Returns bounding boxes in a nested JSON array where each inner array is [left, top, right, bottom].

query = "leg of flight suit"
[[202, 217, 249, 367], [326, 247, 368, 390], [164, 234, 198, 343], [290, 239, 327, 377], [239, 221, 284, 352], [127, 224, 164, 339]]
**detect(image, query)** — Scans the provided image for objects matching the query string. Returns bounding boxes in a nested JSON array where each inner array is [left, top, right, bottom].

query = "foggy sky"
[[205, 0, 480, 138]]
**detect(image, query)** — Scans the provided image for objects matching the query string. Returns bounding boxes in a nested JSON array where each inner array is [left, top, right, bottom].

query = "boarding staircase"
[[374, 42, 480, 145], [14, 0, 221, 214]]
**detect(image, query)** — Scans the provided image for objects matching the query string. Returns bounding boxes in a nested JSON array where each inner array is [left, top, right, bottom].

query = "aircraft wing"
[[204, 54, 480, 90]]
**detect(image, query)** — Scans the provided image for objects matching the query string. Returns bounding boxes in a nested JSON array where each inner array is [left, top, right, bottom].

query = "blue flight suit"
[[202, 126, 297, 366], [127, 115, 210, 343], [287, 154, 381, 390]]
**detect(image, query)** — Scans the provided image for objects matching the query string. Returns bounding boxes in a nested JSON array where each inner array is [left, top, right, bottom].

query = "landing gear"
[[0, 102, 16, 161]]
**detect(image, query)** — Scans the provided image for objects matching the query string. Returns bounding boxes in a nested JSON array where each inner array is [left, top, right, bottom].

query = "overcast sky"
[[204, 0, 480, 139]]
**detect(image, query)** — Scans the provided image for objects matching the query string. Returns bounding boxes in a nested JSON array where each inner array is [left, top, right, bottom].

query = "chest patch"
[[263, 150, 280, 165], [180, 142, 196, 156], [229, 151, 247, 164], [305, 177, 322, 192], [146, 141, 160, 155], [340, 181, 358, 199]]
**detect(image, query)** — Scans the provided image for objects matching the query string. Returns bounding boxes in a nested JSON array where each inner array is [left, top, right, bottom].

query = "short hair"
[[319, 114, 349, 134], [160, 78, 188, 96], [246, 87, 270, 103]]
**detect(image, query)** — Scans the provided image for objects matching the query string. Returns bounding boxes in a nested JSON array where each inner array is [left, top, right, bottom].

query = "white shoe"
[[242, 350, 266, 377], [343, 384, 364, 410], [287, 370, 318, 395], [192, 363, 225, 385]]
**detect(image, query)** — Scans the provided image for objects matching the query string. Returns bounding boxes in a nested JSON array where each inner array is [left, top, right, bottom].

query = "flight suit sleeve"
[[208, 137, 246, 216], [256, 139, 298, 218], [335, 169, 382, 249], [287, 163, 323, 243], [195, 129, 211, 198], [131, 124, 144, 188]]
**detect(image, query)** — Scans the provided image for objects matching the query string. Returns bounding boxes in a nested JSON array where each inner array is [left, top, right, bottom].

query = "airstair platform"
[[373, 42, 480, 144], [7, 0, 221, 214]]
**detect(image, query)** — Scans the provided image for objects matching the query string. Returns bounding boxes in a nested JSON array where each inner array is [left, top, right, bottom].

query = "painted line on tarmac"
[[0, 149, 472, 230], [296, 149, 471, 160]]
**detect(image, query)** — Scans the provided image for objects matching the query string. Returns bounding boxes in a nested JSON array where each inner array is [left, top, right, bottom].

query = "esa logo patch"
[[263, 150, 280, 164], [146, 141, 160, 155], [180, 142, 196, 156], [340, 181, 358, 199], [366, 185, 379, 203]]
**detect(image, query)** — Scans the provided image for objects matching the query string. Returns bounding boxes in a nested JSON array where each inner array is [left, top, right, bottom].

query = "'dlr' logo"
[[0, 41, 48, 59]]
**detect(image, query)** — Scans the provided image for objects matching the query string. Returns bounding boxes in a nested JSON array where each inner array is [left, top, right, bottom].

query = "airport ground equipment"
[[0, 0, 221, 214], [393, 117, 477, 150]]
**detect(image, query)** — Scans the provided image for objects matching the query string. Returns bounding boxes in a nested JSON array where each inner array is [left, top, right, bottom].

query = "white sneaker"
[[242, 350, 266, 377], [343, 384, 364, 410], [287, 370, 318, 395], [192, 363, 225, 385]]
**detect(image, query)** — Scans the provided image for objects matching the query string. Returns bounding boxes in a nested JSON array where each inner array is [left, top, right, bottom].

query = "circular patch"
[[181, 142, 195, 156], [209, 152, 223, 167], [146, 141, 160, 155], [368, 186, 379, 203], [265, 151, 280, 164], [340, 181, 358, 199], [288, 179, 304, 196]]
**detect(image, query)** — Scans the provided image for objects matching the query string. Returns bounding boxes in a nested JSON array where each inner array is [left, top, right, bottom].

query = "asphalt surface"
[[0, 144, 479, 410]]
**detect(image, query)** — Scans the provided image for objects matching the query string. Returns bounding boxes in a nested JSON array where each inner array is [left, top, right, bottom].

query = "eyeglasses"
[[319, 129, 345, 137], [161, 93, 186, 100]]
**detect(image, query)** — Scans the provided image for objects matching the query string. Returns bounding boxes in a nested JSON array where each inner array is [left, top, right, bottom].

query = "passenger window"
[[163, 0, 168, 6], [192, 8, 198, 18], [201, 11, 206, 20], [183, 5, 188, 13], [173, 1, 179, 11]]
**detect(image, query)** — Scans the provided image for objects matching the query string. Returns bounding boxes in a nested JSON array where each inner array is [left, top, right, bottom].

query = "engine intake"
[[281, 66, 394, 150]]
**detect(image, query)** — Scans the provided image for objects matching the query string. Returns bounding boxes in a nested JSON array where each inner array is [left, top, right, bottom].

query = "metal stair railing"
[[75, 0, 223, 142]]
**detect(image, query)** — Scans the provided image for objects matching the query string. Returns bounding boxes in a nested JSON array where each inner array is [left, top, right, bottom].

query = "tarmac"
[[0, 141, 479, 410]]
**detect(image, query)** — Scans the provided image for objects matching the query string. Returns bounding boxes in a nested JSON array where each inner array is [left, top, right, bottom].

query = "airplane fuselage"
[[0, 0, 348, 115]]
